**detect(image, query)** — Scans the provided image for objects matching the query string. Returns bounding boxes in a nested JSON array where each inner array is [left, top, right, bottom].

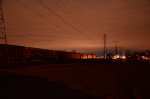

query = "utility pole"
[[0, 0, 8, 65], [114, 41, 119, 56], [119, 47, 122, 56], [103, 34, 107, 58]]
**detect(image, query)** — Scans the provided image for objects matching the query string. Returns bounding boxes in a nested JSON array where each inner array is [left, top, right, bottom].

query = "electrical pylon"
[[0, 0, 8, 65]]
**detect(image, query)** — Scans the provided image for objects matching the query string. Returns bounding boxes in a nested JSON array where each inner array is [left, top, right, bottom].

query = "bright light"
[[142, 56, 148, 60], [81, 55, 88, 59], [113, 55, 126, 60], [113, 55, 120, 59], [122, 55, 126, 59], [97, 56, 100, 59]]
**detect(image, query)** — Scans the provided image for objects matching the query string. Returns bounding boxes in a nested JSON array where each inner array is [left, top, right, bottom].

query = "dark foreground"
[[0, 62, 150, 99]]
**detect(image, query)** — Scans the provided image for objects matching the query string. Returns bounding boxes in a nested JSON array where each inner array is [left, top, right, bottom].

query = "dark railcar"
[[25, 47, 55, 62], [0, 44, 8, 62], [68, 52, 81, 59], [0, 44, 25, 63], [54, 50, 68, 60], [1, 44, 97, 64]]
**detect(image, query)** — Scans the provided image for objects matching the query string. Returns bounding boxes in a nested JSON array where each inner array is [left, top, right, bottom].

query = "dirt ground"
[[0, 63, 150, 99]]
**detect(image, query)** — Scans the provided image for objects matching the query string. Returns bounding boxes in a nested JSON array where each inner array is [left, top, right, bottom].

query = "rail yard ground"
[[0, 62, 150, 99]]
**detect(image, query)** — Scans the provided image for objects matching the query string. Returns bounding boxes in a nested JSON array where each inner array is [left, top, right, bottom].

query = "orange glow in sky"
[[2, 0, 150, 54]]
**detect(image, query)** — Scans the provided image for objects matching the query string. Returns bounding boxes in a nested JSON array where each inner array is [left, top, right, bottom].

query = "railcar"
[[81, 54, 97, 59], [0, 44, 97, 64], [54, 50, 69, 63], [0, 44, 25, 63], [68, 52, 81, 59], [25, 47, 55, 62]]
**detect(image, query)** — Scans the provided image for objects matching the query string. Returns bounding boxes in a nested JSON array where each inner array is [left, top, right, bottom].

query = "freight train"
[[0, 44, 96, 63]]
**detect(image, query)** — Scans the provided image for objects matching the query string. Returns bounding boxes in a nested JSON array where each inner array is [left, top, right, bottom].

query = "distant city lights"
[[113, 55, 126, 60], [142, 56, 148, 60], [113, 55, 120, 59]]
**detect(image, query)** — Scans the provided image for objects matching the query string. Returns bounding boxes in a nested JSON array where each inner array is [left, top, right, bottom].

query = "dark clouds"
[[2, 0, 150, 54]]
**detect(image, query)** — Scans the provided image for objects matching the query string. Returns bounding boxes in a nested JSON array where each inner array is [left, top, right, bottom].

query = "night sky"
[[2, 0, 150, 55]]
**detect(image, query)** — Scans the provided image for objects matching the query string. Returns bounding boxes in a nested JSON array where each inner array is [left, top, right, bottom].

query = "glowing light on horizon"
[[113, 55, 126, 59], [142, 56, 148, 60], [122, 55, 126, 59], [113, 55, 120, 59]]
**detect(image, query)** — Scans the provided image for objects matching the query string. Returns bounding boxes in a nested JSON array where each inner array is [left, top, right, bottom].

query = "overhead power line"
[[37, 0, 90, 38], [58, 0, 100, 38], [52, 0, 100, 39], [15, 0, 98, 40], [52, 0, 79, 27], [64, 0, 101, 37], [15, 0, 72, 34]]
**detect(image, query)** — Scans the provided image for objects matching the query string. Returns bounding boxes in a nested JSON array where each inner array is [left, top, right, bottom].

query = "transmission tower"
[[103, 34, 107, 58], [0, 0, 7, 44], [0, 0, 8, 65]]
